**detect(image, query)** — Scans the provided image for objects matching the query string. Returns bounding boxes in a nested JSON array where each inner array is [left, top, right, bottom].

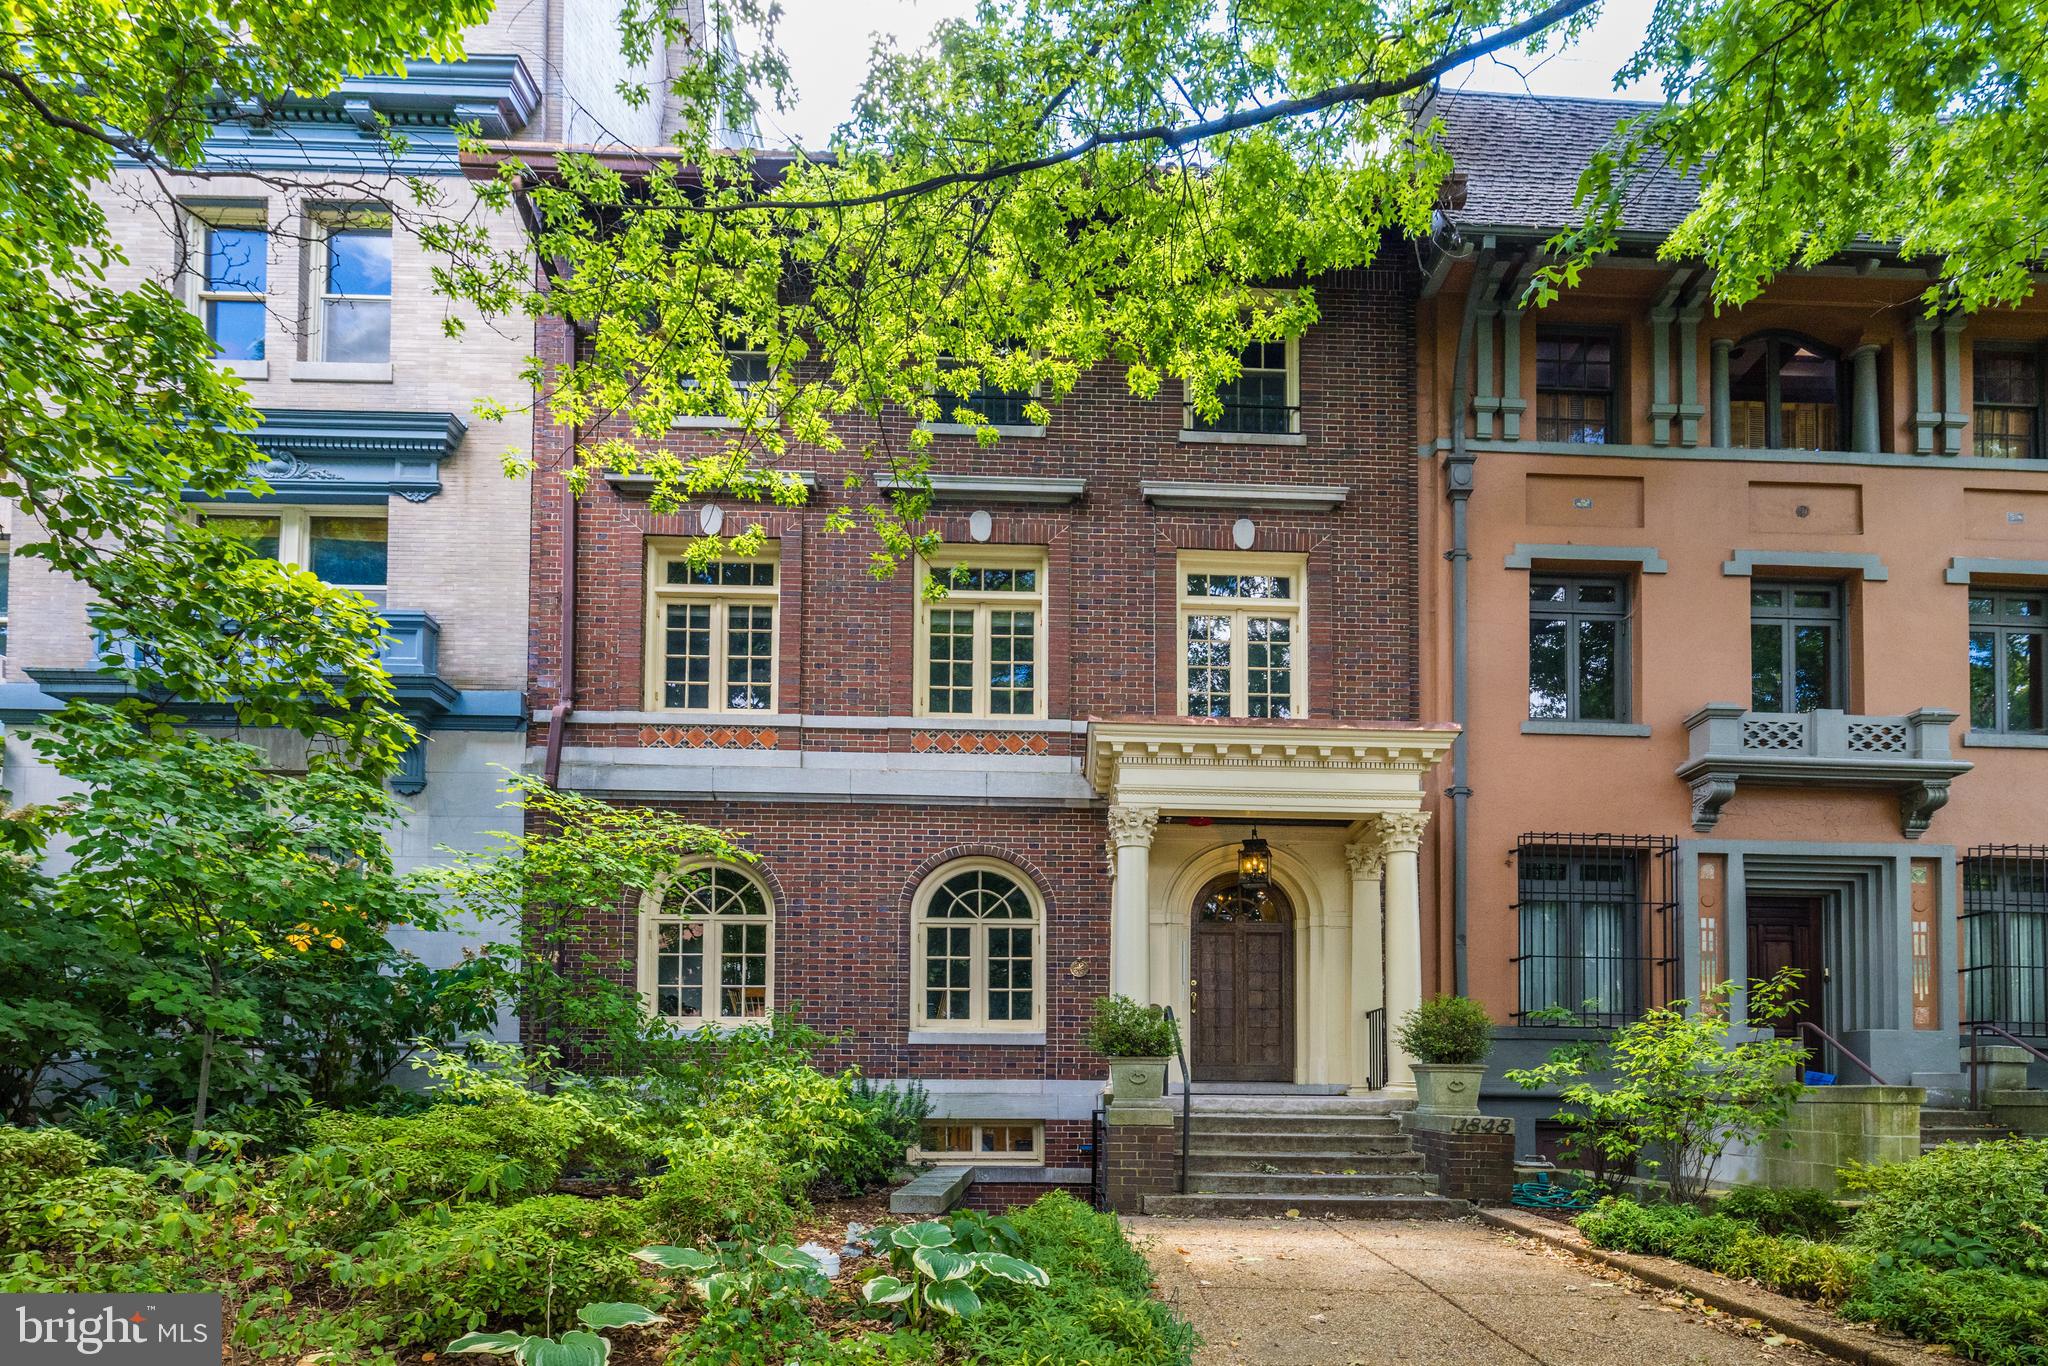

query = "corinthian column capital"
[[1344, 835, 1388, 880], [1377, 810, 1431, 855], [1106, 804, 1161, 849]]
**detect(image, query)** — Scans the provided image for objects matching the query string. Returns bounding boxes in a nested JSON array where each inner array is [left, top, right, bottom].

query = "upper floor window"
[[912, 860, 1045, 1033], [1180, 556, 1305, 718], [1535, 331, 1614, 443], [1185, 337, 1299, 436], [1970, 589, 2045, 735], [645, 546, 779, 713], [1729, 334, 1840, 451], [1750, 581, 1844, 713], [196, 508, 388, 605], [199, 222, 268, 362], [1974, 347, 2044, 460], [1528, 577, 1627, 722], [638, 863, 774, 1025], [916, 551, 1047, 719], [314, 217, 392, 363], [936, 356, 1036, 428]]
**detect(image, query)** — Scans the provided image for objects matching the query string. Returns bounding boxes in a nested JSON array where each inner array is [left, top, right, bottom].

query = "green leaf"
[[862, 1274, 916, 1305], [924, 1280, 982, 1318], [973, 1253, 1050, 1287], [889, 1221, 955, 1249], [574, 1303, 664, 1331], [633, 1244, 717, 1272], [912, 1246, 973, 1282], [756, 1243, 822, 1274], [524, 1332, 608, 1366], [446, 1331, 532, 1357]]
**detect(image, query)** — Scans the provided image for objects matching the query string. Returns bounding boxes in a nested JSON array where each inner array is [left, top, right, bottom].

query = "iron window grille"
[[1512, 834, 1679, 1027], [1535, 330, 1615, 443], [1973, 345, 2044, 460], [1961, 845, 2048, 1037], [1528, 576, 1629, 722], [1969, 589, 2047, 734], [1750, 580, 1846, 713], [1185, 337, 1299, 436]]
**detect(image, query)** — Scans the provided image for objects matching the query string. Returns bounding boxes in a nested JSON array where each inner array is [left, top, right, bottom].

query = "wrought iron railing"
[[1365, 1006, 1388, 1093], [1183, 400, 1301, 436], [1087, 1107, 1106, 1211], [1509, 833, 1679, 1027], [1960, 846, 2048, 1037], [1796, 1021, 1887, 1086], [1963, 1021, 2048, 1110], [1164, 1005, 1191, 1195]]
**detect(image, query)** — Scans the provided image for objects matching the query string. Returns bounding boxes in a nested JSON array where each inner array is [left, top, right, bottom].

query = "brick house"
[[516, 247, 1454, 1177]]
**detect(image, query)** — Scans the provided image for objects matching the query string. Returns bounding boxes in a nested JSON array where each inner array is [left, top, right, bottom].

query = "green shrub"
[[1083, 996, 1181, 1058], [1842, 1138, 2048, 1276], [0, 1127, 101, 1195], [0, 1127, 172, 1265], [643, 1134, 806, 1243], [1397, 995, 1493, 1065], [1715, 1184, 1844, 1240], [957, 1191, 1198, 1366], [1575, 1198, 1864, 1305], [333, 1195, 652, 1346], [1843, 1263, 2048, 1366]]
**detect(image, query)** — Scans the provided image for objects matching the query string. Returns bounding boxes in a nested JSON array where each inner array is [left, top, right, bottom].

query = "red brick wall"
[[960, 1180, 1094, 1212]]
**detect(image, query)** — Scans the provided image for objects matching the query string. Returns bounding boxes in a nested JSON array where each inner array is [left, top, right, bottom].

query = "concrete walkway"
[[1130, 1216, 1829, 1366]]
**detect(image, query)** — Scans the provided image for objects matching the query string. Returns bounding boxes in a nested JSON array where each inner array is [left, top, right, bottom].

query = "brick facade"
[[1101, 1119, 1180, 1214], [1407, 1117, 1515, 1204]]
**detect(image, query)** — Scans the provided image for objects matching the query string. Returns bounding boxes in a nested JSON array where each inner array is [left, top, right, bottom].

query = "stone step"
[[1183, 1094, 1413, 1116], [1187, 1171, 1434, 1196], [1919, 1108, 1998, 1124], [1186, 1130, 1409, 1155], [1140, 1192, 1468, 1220], [1188, 1114, 1403, 1136], [1186, 1149, 1425, 1174]]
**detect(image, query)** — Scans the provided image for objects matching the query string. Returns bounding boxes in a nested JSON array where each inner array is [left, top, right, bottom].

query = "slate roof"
[[1416, 89, 1700, 237]]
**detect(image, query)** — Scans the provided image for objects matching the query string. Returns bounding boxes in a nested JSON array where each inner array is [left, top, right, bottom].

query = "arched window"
[[1729, 333, 1841, 451], [639, 864, 774, 1025], [912, 860, 1046, 1032]]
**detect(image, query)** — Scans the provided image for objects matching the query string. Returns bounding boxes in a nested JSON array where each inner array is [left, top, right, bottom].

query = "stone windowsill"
[[218, 358, 268, 380], [1178, 428, 1307, 447], [1964, 730, 2048, 749], [1521, 720, 1653, 738], [906, 1029, 1047, 1047], [291, 360, 394, 384], [918, 422, 1048, 438]]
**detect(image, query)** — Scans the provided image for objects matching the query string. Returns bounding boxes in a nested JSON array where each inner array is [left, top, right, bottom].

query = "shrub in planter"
[[642, 1134, 807, 1244], [1083, 996, 1180, 1058], [1842, 1137, 2048, 1275], [1397, 995, 1493, 1065], [333, 1194, 652, 1346]]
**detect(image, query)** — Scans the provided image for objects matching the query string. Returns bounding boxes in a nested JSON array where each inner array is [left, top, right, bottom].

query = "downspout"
[[541, 419, 580, 788], [1445, 248, 1495, 998]]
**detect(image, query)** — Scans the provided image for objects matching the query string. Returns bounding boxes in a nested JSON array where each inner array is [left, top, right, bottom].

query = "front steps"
[[1919, 1105, 2015, 1154], [1140, 1094, 1467, 1219]]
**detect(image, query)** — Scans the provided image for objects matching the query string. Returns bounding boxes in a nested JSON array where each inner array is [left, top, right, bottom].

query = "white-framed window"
[[911, 1120, 1044, 1166], [194, 507, 388, 605], [311, 213, 393, 363], [644, 543, 780, 712], [911, 859, 1045, 1033], [915, 549, 1048, 719], [1177, 553, 1307, 718], [1184, 336, 1301, 436], [637, 863, 774, 1026], [194, 218, 268, 362], [0, 536, 10, 671]]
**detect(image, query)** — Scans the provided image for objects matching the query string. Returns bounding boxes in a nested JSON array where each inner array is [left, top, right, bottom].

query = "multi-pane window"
[[912, 861, 1044, 1032], [917, 554, 1046, 718], [1750, 581, 1844, 713], [1186, 337, 1299, 435], [936, 356, 1036, 428], [1527, 577, 1627, 722], [1961, 849, 2048, 1036], [1180, 558, 1305, 718], [317, 221, 393, 362], [640, 864, 773, 1025], [1974, 348, 2043, 460], [198, 223, 267, 361], [913, 1121, 1044, 1165], [1970, 589, 2046, 735], [196, 509, 388, 605], [1729, 335, 1841, 450], [1515, 849, 1642, 1024], [727, 348, 771, 392], [646, 548, 779, 712], [1535, 331, 1614, 443]]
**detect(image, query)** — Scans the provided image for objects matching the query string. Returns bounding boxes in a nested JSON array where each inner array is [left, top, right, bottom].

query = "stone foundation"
[[1403, 1112, 1514, 1203]]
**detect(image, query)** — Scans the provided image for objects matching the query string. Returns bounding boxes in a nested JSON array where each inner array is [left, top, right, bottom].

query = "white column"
[[1345, 835, 1388, 1093], [1319, 894, 1354, 1087], [1305, 902, 1331, 1083], [1107, 805, 1159, 1001], [1379, 811, 1430, 1091]]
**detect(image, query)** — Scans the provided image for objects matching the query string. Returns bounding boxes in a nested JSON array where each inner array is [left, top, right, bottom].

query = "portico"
[[1087, 721, 1457, 1091]]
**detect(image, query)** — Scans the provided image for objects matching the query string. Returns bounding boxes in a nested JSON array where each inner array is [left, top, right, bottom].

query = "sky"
[[755, 0, 1663, 150]]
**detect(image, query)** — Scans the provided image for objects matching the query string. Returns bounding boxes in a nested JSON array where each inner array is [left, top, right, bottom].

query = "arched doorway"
[[1189, 874, 1296, 1082]]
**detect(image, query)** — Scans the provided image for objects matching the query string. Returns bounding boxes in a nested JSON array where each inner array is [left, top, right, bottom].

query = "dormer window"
[[1729, 334, 1841, 451]]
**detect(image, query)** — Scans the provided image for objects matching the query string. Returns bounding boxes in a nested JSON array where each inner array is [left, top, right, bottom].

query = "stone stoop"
[[1918, 1105, 2016, 1154], [1140, 1095, 1469, 1219]]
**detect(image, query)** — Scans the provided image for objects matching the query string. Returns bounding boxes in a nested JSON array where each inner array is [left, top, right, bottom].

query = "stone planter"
[[1411, 1063, 1487, 1115], [1107, 1057, 1171, 1104]]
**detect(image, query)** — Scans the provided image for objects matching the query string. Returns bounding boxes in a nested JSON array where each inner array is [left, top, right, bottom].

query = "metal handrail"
[[1365, 1007, 1388, 1093], [1962, 1021, 2048, 1110], [1796, 1021, 1888, 1086], [1163, 1005, 1191, 1195]]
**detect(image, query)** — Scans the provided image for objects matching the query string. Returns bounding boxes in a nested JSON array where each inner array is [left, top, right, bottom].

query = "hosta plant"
[[447, 1302, 664, 1365], [858, 1220, 1049, 1324], [636, 1242, 832, 1364]]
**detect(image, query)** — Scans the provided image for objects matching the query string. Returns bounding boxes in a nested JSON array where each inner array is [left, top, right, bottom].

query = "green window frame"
[[1528, 576, 1628, 723], [1750, 581, 1846, 713], [1970, 588, 2047, 734], [1973, 345, 2045, 460]]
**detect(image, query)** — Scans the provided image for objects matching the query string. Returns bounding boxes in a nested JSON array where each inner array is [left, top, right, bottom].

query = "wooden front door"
[[1190, 876, 1295, 1082], [1746, 897, 1823, 1037]]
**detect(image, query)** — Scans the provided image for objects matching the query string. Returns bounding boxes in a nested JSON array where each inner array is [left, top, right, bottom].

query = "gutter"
[[1444, 247, 1496, 997]]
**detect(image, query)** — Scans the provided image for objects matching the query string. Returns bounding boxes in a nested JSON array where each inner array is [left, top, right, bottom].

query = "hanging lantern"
[[1237, 828, 1272, 892]]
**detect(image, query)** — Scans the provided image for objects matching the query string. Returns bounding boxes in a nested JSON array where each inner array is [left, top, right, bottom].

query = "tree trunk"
[[186, 1028, 215, 1162]]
